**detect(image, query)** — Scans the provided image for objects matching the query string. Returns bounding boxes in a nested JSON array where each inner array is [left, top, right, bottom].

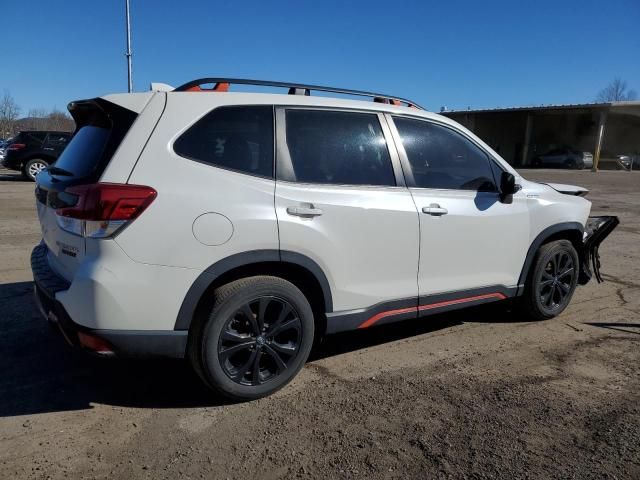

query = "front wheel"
[[22, 158, 48, 181], [189, 276, 315, 401], [517, 240, 579, 320]]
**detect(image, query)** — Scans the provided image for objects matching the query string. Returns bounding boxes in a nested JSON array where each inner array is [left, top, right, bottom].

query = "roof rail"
[[173, 77, 424, 110]]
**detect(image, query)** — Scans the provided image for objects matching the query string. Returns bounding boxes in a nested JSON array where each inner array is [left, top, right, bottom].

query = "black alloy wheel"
[[536, 250, 575, 313], [218, 296, 302, 386], [189, 275, 314, 401], [517, 239, 580, 321]]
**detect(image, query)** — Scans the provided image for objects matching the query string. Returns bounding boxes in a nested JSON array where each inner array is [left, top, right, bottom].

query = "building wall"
[[602, 112, 640, 157], [445, 106, 639, 167]]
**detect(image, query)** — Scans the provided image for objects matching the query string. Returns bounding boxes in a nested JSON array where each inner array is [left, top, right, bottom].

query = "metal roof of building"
[[443, 100, 640, 115]]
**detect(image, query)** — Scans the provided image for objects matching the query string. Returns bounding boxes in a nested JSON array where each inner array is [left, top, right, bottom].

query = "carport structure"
[[443, 101, 640, 170]]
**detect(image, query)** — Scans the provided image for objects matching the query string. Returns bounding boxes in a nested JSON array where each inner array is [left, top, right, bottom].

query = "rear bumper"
[[1, 156, 21, 170], [578, 216, 619, 284], [31, 243, 187, 358]]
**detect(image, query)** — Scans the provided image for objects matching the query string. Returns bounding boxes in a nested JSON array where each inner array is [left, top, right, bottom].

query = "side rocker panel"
[[326, 285, 517, 334]]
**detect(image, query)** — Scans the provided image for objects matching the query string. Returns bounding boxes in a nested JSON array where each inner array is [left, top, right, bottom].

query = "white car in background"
[[31, 78, 618, 400]]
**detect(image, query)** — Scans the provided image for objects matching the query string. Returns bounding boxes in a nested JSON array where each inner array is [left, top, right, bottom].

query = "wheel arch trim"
[[174, 250, 333, 330], [517, 222, 584, 293]]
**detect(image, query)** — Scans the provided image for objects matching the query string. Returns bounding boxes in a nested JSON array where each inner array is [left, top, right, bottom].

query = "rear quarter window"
[[173, 106, 274, 178], [45, 134, 71, 146]]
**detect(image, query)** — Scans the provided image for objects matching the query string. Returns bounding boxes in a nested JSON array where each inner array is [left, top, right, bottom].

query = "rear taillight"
[[8, 143, 25, 150], [55, 183, 157, 238], [77, 332, 114, 355]]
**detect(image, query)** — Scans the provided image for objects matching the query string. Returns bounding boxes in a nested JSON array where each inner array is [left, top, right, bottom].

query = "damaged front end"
[[578, 216, 620, 285]]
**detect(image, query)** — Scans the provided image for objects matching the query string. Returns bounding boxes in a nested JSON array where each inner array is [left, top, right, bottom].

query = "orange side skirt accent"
[[358, 292, 507, 329]]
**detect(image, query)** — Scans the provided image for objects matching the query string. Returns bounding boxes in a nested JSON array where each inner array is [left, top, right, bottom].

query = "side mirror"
[[500, 172, 517, 197]]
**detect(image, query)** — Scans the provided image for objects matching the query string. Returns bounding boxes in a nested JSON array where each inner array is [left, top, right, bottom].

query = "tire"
[[22, 158, 48, 181], [517, 240, 579, 321], [188, 276, 315, 401]]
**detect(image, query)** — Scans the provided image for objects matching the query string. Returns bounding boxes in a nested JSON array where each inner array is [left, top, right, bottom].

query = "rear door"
[[389, 115, 530, 300], [274, 107, 420, 317]]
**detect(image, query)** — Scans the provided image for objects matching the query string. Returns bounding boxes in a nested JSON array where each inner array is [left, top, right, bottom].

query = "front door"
[[389, 115, 530, 304]]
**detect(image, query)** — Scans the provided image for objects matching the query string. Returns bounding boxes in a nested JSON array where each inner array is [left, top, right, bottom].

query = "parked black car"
[[2, 131, 72, 181]]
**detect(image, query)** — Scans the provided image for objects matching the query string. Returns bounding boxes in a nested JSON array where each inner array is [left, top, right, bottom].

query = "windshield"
[[52, 126, 110, 178]]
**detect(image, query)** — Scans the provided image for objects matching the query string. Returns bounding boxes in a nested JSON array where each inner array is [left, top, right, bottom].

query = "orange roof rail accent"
[[184, 82, 230, 93]]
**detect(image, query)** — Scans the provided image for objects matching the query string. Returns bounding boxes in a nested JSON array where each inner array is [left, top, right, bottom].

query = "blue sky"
[[2, 0, 639, 114]]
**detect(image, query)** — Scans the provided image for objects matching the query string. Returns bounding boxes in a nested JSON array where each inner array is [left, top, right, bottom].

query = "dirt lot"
[[0, 168, 638, 479]]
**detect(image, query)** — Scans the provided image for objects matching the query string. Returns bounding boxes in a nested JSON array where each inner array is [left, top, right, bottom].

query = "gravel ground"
[[0, 168, 638, 479]]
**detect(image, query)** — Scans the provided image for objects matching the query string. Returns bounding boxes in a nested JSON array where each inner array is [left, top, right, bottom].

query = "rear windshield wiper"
[[47, 166, 74, 176]]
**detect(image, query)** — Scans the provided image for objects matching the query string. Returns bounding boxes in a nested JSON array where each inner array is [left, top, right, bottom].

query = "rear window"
[[52, 99, 137, 180], [14, 132, 44, 145], [53, 126, 109, 177]]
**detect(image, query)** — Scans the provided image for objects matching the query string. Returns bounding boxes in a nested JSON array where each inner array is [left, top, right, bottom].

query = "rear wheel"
[[22, 158, 48, 181], [517, 240, 579, 320], [189, 276, 314, 401]]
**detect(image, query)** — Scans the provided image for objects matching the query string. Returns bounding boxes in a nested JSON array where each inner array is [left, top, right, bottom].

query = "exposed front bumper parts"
[[579, 216, 619, 284]]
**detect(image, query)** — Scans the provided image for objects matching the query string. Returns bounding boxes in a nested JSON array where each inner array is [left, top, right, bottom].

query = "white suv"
[[31, 78, 618, 400]]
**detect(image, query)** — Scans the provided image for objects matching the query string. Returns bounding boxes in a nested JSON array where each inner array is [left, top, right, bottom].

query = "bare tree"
[[14, 107, 75, 133], [24, 108, 49, 130], [0, 90, 21, 138], [596, 78, 638, 102], [46, 109, 75, 131]]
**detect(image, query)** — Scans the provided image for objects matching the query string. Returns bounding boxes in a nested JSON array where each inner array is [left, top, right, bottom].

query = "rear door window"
[[26, 132, 46, 144], [282, 109, 395, 186], [174, 106, 274, 178]]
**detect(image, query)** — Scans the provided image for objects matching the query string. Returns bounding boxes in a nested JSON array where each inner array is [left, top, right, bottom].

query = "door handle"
[[286, 206, 323, 217], [422, 204, 448, 216]]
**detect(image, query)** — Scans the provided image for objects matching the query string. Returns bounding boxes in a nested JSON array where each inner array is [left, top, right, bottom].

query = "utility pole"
[[125, 0, 133, 93]]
